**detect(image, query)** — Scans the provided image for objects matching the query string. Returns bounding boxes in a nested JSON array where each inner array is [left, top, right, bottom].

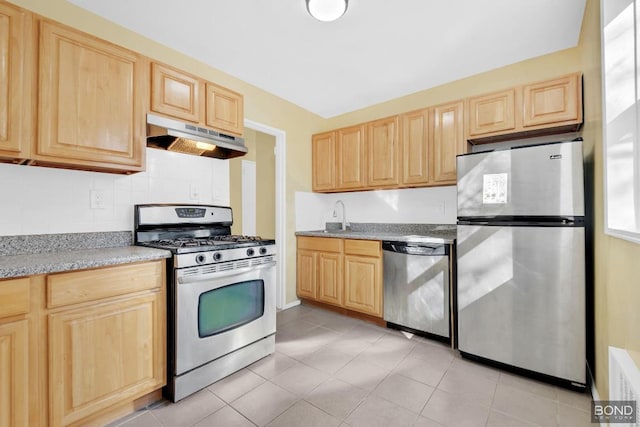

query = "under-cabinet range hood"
[[146, 113, 247, 159]]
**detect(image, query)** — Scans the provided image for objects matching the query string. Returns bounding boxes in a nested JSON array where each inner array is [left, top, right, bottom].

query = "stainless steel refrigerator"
[[456, 140, 586, 389]]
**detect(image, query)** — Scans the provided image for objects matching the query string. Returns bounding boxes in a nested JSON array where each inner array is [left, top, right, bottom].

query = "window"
[[198, 280, 264, 337], [602, 0, 640, 243]]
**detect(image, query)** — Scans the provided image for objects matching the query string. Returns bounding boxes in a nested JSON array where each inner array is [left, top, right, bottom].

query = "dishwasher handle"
[[382, 241, 449, 256]]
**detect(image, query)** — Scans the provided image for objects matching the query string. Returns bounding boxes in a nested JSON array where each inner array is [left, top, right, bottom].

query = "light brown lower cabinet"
[[0, 260, 166, 427], [0, 318, 29, 427], [296, 237, 344, 306], [343, 240, 383, 317], [47, 261, 166, 427], [0, 276, 32, 427], [296, 236, 382, 317]]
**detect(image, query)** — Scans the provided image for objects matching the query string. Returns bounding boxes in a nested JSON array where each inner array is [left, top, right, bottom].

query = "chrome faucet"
[[333, 200, 349, 231]]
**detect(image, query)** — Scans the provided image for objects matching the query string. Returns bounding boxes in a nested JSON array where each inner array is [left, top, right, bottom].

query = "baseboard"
[[281, 299, 301, 310], [299, 298, 386, 327]]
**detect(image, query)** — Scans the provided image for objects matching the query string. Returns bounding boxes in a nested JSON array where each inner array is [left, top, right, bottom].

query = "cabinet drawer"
[[0, 278, 30, 318], [344, 239, 381, 257], [47, 261, 164, 308], [297, 236, 343, 253]]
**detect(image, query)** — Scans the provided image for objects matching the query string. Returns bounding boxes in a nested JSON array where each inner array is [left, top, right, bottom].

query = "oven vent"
[[251, 256, 275, 266], [218, 262, 234, 272], [201, 265, 218, 275], [236, 260, 250, 269], [182, 268, 200, 276]]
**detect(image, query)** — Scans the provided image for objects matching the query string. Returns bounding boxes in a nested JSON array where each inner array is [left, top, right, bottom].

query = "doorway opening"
[[230, 120, 287, 309]]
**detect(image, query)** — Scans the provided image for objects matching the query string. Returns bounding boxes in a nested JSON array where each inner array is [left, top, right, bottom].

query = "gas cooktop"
[[134, 204, 276, 255], [138, 236, 275, 254]]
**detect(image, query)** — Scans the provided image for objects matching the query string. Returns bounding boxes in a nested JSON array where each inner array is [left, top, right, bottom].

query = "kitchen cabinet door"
[[367, 116, 399, 188], [48, 291, 165, 427], [0, 2, 33, 161], [400, 108, 430, 186], [36, 20, 147, 173], [205, 82, 244, 136], [343, 254, 382, 317], [151, 62, 201, 123], [312, 131, 336, 191], [296, 249, 316, 299], [0, 319, 28, 427], [316, 252, 343, 306], [522, 73, 582, 128], [432, 100, 465, 184], [343, 239, 382, 317], [467, 89, 517, 138], [337, 125, 366, 190]]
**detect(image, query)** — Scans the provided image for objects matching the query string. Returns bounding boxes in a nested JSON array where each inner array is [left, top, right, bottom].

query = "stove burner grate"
[[150, 235, 264, 248]]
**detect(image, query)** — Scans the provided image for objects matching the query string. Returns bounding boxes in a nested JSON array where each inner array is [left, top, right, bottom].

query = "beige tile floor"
[[110, 304, 593, 427]]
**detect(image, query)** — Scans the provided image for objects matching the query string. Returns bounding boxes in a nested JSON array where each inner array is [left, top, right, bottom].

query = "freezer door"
[[456, 224, 586, 384], [457, 140, 584, 218]]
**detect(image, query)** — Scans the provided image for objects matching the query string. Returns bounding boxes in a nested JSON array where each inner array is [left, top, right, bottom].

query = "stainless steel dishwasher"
[[382, 241, 450, 340]]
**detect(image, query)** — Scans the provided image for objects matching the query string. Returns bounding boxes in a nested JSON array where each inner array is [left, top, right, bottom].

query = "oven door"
[[175, 261, 276, 375]]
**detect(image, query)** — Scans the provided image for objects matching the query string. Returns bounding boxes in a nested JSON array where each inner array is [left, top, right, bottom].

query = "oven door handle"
[[177, 261, 276, 284]]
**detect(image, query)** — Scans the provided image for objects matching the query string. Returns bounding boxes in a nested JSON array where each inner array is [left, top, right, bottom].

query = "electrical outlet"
[[90, 190, 106, 209], [189, 184, 200, 201]]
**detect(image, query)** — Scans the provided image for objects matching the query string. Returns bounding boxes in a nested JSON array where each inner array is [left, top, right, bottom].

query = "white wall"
[[295, 186, 457, 231], [0, 148, 230, 235]]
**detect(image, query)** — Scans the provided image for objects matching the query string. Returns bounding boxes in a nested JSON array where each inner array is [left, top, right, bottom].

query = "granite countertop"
[[0, 232, 172, 279], [295, 223, 457, 244]]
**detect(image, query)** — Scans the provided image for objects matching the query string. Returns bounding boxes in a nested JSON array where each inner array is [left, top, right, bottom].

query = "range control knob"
[[195, 254, 206, 264], [259, 247, 268, 255], [246, 248, 255, 257], [213, 252, 222, 261]]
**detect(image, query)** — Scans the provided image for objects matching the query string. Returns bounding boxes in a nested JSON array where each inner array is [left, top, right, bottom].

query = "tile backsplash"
[[295, 185, 457, 231], [0, 148, 230, 236]]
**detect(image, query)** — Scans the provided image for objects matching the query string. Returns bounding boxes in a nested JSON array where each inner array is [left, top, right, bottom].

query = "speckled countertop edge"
[[295, 222, 457, 244], [0, 231, 172, 279], [0, 246, 172, 279], [0, 231, 133, 256]]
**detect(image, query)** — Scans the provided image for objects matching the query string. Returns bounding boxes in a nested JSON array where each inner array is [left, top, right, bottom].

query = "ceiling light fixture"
[[306, 0, 349, 22]]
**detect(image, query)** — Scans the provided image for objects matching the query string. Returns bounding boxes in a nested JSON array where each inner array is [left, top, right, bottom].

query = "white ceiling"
[[67, 0, 587, 118]]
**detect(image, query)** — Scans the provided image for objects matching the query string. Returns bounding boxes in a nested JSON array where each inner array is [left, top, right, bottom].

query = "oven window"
[[198, 280, 265, 338]]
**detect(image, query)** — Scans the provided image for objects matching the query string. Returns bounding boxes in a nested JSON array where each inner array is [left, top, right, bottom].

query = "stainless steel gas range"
[[134, 204, 276, 402]]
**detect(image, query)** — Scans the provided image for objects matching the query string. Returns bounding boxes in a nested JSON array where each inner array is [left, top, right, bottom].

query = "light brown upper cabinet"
[[401, 104, 465, 187], [36, 20, 148, 173], [150, 62, 244, 136], [337, 125, 366, 190], [311, 126, 367, 192], [522, 73, 581, 128], [312, 131, 336, 191], [311, 105, 465, 192], [0, 2, 33, 161], [311, 124, 367, 192], [205, 83, 244, 136], [310, 73, 580, 191], [467, 88, 517, 138], [367, 116, 399, 188], [150, 62, 200, 123], [432, 100, 465, 184], [466, 72, 583, 143], [400, 108, 430, 186]]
